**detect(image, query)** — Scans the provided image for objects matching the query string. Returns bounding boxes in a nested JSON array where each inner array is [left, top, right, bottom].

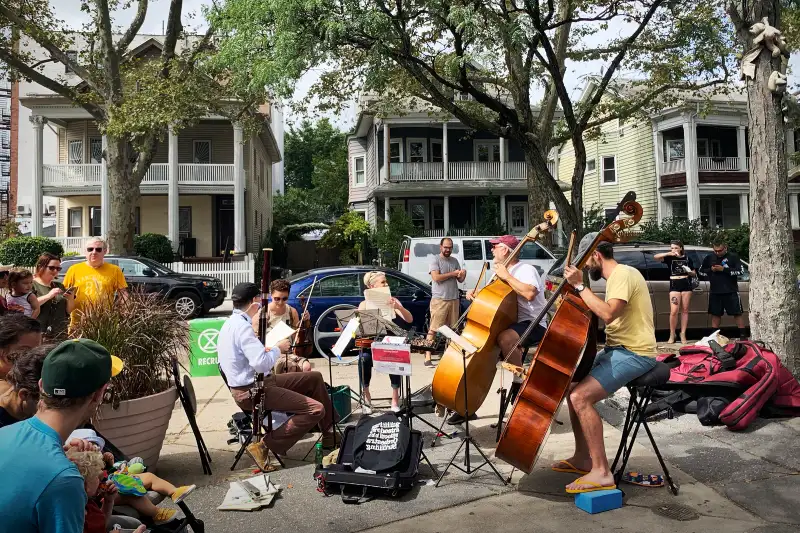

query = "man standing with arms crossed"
[[426, 238, 466, 367]]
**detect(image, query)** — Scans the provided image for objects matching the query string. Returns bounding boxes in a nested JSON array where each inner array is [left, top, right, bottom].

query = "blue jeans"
[[357, 352, 401, 389], [588, 346, 657, 394]]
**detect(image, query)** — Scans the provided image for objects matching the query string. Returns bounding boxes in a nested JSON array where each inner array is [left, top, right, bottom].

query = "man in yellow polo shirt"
[[63, 238, 127, 326], [555, 234, 658, 495]]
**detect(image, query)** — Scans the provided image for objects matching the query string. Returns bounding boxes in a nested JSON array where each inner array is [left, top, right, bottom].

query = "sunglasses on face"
[[87, 247, 104, 253], [46, 265, 62, 272], [272, 296, 288, 302]]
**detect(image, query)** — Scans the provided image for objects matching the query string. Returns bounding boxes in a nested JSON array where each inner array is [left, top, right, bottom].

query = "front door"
[[216, 195, 235, 256], [508, 202, 528, 235]]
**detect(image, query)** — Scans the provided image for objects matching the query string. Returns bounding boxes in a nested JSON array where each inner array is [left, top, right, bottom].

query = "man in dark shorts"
[[700, 239, 746, 339]]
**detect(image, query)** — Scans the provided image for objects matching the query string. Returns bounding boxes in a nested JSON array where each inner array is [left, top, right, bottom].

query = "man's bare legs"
[[551, 376, 616, 490]]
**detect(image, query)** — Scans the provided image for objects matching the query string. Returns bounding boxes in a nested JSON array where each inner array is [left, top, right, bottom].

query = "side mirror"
[[142, 268, 155, 277], [412, 289, 427, 301]]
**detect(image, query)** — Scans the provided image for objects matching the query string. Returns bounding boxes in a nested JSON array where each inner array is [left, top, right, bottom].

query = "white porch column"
[[30, 116, 46, 237], [737, 125, 747, 171], [683, 116, 700, 221], [383, 123, 390, 183], [167, 126, 180, 251], [384, 195, 391, 222], [233, 123, 246, 254], [442, 122, 449, 181], [552, 147, 559, 181], [740, 193, 751, 226], [443, 196, 450, 234], [653, 127, 668, 221], [499, 137, 506, 181], [369, 197, 377, 230], [789, 194, 799, 229], [100, 135, 110, 240], [500, 194, 507, 229]]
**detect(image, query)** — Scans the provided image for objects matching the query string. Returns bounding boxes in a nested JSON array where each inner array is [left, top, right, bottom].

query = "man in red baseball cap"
[[451, 234, 548, 425]]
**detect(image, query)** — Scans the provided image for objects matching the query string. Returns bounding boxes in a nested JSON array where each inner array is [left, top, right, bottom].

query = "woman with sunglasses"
[[251, 278, 313, 373], [33, 253, 75, 340]]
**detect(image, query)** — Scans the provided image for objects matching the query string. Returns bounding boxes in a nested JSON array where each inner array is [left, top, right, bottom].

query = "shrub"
[[69, 288, 189, 403], [373, 208, 421, 266], [636, 216, 750, 261], [133, 233, 174, 264], [320, 210, 372, 264], [0, 237, 64, 267], [476, 195, 505, 235]]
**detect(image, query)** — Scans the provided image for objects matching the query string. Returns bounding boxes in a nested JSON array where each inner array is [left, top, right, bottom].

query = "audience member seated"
[[0, 344, 51, 428], [0, 339, 123, 533], [0, 314, 42, 394]]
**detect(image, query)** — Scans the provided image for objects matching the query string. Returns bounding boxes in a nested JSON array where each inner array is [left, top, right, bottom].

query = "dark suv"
[[545, 242, 751, 334], [59, 256, 226, 319]]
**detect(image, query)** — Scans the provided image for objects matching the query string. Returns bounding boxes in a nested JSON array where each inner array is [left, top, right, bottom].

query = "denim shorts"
[[588, 346, 657, 394]]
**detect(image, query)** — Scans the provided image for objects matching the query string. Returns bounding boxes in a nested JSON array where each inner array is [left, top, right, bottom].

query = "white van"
[[398, 236, 557, 291]]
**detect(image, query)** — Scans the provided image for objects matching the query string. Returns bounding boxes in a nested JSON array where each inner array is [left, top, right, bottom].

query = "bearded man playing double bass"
[[557, 235, 658, 493]]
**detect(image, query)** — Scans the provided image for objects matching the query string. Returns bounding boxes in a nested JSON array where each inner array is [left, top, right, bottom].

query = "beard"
[[442, 250, 451, 257], [589, 267, 602, 282]]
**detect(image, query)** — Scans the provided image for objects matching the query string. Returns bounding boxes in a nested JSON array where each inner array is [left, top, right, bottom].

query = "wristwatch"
[[574, 283, 586, 293]]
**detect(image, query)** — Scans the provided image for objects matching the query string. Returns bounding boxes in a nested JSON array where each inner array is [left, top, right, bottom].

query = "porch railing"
[[661, 159, 686, 175], [422, 227, 481, 237], [389, 162, 443, 181], [42, 163, 235, 186], [697, 156, 748, 171], [449, 161, 501, 181], [165, 254, 254, 296], [53, 236, 93, 254], [507, 161, 528, 181]]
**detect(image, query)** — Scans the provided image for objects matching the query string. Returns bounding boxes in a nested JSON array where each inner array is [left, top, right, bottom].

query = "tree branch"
[[116, 0, 148, 54], [0, 47, 104, 119], [0, 5, 103, 95], [95, 0, 123, 101], [161, 0, 184, 74]]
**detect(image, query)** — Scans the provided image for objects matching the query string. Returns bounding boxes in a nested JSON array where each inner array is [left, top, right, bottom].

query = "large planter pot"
[[94, 386, 178, 471]]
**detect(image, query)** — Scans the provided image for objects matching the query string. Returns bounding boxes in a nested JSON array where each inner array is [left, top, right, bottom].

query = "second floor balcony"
[[42, 163, 235, 188], [387, 161, 553, 183]]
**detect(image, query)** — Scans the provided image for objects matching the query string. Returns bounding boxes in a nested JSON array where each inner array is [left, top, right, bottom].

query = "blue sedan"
[[285, 266, 437, 357]]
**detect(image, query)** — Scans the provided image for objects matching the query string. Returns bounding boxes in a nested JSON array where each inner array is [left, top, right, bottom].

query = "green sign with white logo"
[[188, 317, 226, 377]]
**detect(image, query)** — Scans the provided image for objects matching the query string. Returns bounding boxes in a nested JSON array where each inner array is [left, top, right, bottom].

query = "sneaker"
[[246, 441, 272, 471], [171, 484, 196, 504], [390, 405, 401, 413], [423, 359, 434, 367], [446, 412, 478, 426], [362, 403, 373, 415], [153, 508, 178, 525]]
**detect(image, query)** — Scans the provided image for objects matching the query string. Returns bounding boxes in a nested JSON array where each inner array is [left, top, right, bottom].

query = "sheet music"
[[364, 286, 396, 319], [437, 325, 478, 355], [263, 320, 296, 349], [332, 316, 360, 359]]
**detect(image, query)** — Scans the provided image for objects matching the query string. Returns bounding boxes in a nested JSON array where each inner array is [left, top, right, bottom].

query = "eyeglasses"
[[86, 247, 104, 253], [272, 296, 288, 302], [46, 266, 62, 272]]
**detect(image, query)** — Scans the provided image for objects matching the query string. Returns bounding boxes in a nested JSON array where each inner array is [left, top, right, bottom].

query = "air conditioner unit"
[[17, 205, 30, 215], [46, 205, 56, 216]]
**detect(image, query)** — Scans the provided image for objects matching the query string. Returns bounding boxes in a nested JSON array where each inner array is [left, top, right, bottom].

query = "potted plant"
[[70, 288, 189, 470]]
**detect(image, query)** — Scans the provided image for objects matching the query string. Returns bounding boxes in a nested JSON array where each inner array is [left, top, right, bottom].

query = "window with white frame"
[[354, 210, 367, 220], [89, 138, 102, 164], [389, 141, 402, 163], [602, 156, 617, 184], [68, 208, 82, 237], [65, 51, 78, 73], [68, 140, 83, 164], [193, 140, 211, 163], [586, 159, 596, 172], [407, 139, 427, 163], [353, 156, 366, 186], [431, 140, 443, 163]]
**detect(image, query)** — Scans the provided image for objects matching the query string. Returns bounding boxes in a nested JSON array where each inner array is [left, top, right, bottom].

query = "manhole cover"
[[650, 503, 700, 521]]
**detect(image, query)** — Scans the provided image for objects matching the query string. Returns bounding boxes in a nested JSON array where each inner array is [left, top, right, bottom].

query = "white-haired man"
[[63, 237, 127, 327]]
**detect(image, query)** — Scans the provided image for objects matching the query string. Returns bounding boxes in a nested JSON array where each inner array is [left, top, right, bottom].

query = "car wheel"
[[173, 292, 201, 319]]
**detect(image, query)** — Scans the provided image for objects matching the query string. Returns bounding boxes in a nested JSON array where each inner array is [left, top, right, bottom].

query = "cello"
[[431, 211, 559, 416], [495, 198, 643, 474]]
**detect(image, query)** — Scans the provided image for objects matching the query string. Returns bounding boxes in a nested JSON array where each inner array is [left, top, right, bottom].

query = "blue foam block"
[[574, 489, 623, 514]]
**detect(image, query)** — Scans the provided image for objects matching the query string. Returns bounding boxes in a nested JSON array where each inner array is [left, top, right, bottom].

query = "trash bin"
[[188, 317, 226, 377], [329, 385, 352, 420]]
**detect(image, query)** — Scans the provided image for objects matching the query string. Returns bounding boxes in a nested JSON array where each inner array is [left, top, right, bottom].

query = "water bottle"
[[314, 442, 324, 466]]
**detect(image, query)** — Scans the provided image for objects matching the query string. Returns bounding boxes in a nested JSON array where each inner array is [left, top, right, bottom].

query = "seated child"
[[66, 441, 194, 528]]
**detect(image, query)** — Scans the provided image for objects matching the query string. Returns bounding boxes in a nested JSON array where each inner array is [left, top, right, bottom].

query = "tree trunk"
[[733, 2, 800, 374], [526, 162, 551, 242], [105, 136, 139, 254]]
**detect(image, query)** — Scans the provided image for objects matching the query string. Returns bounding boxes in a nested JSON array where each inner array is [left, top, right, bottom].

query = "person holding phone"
[[653, 241, 696, 344], [33, 253, 76, 340], [700, 239, 747, 339]]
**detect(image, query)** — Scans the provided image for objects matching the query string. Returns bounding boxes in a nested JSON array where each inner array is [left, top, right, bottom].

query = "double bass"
[[431, 211, 560, 416], [495, 198, 643, 474]]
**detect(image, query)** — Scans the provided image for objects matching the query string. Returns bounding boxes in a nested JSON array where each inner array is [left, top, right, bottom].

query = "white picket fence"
[[165, 254, 254, 297]]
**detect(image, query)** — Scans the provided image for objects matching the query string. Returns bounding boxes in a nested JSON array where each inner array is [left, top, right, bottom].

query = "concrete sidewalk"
[[157, 354, 783, 533]]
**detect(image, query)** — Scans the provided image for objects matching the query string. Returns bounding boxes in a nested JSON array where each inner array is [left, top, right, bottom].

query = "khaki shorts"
[[429, 298, 460, 333]]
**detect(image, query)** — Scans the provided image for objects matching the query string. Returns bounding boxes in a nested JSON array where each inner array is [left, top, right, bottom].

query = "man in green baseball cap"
[[0, 339, 124, 533]]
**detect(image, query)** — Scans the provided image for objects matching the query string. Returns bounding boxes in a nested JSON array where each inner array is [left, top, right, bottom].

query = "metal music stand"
[[435, 342, 506, 487]]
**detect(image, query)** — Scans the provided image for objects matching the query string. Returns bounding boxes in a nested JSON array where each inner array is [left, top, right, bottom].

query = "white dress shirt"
[[218, 309, 281, 387]]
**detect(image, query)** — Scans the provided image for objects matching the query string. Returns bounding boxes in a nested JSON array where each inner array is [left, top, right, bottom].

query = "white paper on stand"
[[263, 320, 296, 349], [364, 286, 396, 319], [332, 316, 360, 359], [437, 325, 478, 355]]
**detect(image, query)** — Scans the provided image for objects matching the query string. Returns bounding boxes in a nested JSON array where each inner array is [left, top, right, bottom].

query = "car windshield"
[[136, 258, 173, 276]]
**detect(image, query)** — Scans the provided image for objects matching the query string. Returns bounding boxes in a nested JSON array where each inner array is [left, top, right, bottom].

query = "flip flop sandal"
[[551, 460, 589, 475], [565, 477, 617, 494], [622, 471, 664, 487]]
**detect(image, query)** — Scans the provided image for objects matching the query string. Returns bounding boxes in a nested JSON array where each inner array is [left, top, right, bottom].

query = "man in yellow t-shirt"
[[63, 238, 128, 326], [555, 234, 658, 495]]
